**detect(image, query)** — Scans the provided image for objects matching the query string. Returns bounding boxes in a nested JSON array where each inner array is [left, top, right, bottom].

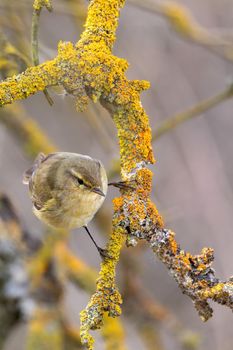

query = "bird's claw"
[[97, 247, 112, 259], [108, 180, 136, 191]]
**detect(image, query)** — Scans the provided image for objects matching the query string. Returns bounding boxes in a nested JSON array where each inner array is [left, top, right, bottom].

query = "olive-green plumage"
[[23, 152, 108, 230]]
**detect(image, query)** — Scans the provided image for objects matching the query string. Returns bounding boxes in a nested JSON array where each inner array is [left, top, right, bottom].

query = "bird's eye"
[[77, 177, 84, 185]]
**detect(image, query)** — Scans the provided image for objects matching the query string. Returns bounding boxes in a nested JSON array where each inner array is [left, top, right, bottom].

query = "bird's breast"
[[62, 191, 105, 229]]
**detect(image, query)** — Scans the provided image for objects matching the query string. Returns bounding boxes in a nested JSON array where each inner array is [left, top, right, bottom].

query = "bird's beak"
[[92, 187, 105, 197]]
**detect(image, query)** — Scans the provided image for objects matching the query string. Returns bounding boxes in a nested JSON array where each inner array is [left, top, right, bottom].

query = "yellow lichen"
[[0, 60, 59, 106], [0, 0, 164, 347], [80, 225, 125, 349], [33, 0, 52, 11], [200, 283, 225, 300]]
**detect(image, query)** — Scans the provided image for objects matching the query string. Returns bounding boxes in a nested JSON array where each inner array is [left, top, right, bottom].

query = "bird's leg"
[[108, 180, 136, 190], [84, 226, 109, 259]]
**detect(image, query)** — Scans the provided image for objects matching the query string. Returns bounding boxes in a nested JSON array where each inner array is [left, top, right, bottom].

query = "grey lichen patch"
[[149, 228, 233, 321]]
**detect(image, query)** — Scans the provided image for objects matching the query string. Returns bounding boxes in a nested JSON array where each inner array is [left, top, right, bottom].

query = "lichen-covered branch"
[[104, 81, 233, 180], [0, 0, 232, 348], [77, 0, 233, 348], [78, 0, 163, 348], [80, 225, 125, 349], [149, 228, 233, 321], [0, 59, 59, 105], [121, 248, 200, 349]]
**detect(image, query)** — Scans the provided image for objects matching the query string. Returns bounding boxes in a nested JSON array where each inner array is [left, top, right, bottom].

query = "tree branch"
[[31, 0, 54, 105], [128, 0, 233, 62], [0, 0, 232, 349], [149, 228, 233, 321], [153, 83, 233, 140]]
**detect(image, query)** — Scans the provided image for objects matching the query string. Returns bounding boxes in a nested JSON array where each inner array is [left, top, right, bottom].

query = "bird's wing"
[[32, 196, 57, 212], [23, 153, 46, 185]]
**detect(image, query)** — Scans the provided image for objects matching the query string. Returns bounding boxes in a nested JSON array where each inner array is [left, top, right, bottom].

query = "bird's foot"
[[108, 180, 136, 191], [97, 247, 112, 260]]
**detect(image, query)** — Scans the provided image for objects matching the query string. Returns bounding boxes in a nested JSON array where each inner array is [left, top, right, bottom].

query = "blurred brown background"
[[0, 0, 233, 349]]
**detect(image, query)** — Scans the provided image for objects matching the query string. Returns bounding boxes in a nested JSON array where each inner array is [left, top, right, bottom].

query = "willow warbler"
[[23, 152, 108, 256]]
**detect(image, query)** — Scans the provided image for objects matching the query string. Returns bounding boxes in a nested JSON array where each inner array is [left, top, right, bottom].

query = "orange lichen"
[[136, 168, 153, 194], [112, 197, 124, 211], [147, 201, 164, 228]]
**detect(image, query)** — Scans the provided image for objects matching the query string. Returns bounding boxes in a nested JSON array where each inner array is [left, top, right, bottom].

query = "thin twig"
[[128, 0, 233, 63], [31, 4, 54, 105], [153, 84, 233, 141]]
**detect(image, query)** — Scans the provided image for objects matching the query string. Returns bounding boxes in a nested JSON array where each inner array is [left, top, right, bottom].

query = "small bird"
[[23, 152, 108, 256]]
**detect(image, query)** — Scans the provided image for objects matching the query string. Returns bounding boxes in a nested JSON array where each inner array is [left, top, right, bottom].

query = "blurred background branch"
[[128, 0, 233, 62], [152, 83, 233, 141]]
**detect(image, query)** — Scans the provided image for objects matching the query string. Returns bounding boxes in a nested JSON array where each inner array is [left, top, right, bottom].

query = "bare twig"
[[153, 83, 233, 140], [31, 0, 54, 105], [128, 0, 233, 63]]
